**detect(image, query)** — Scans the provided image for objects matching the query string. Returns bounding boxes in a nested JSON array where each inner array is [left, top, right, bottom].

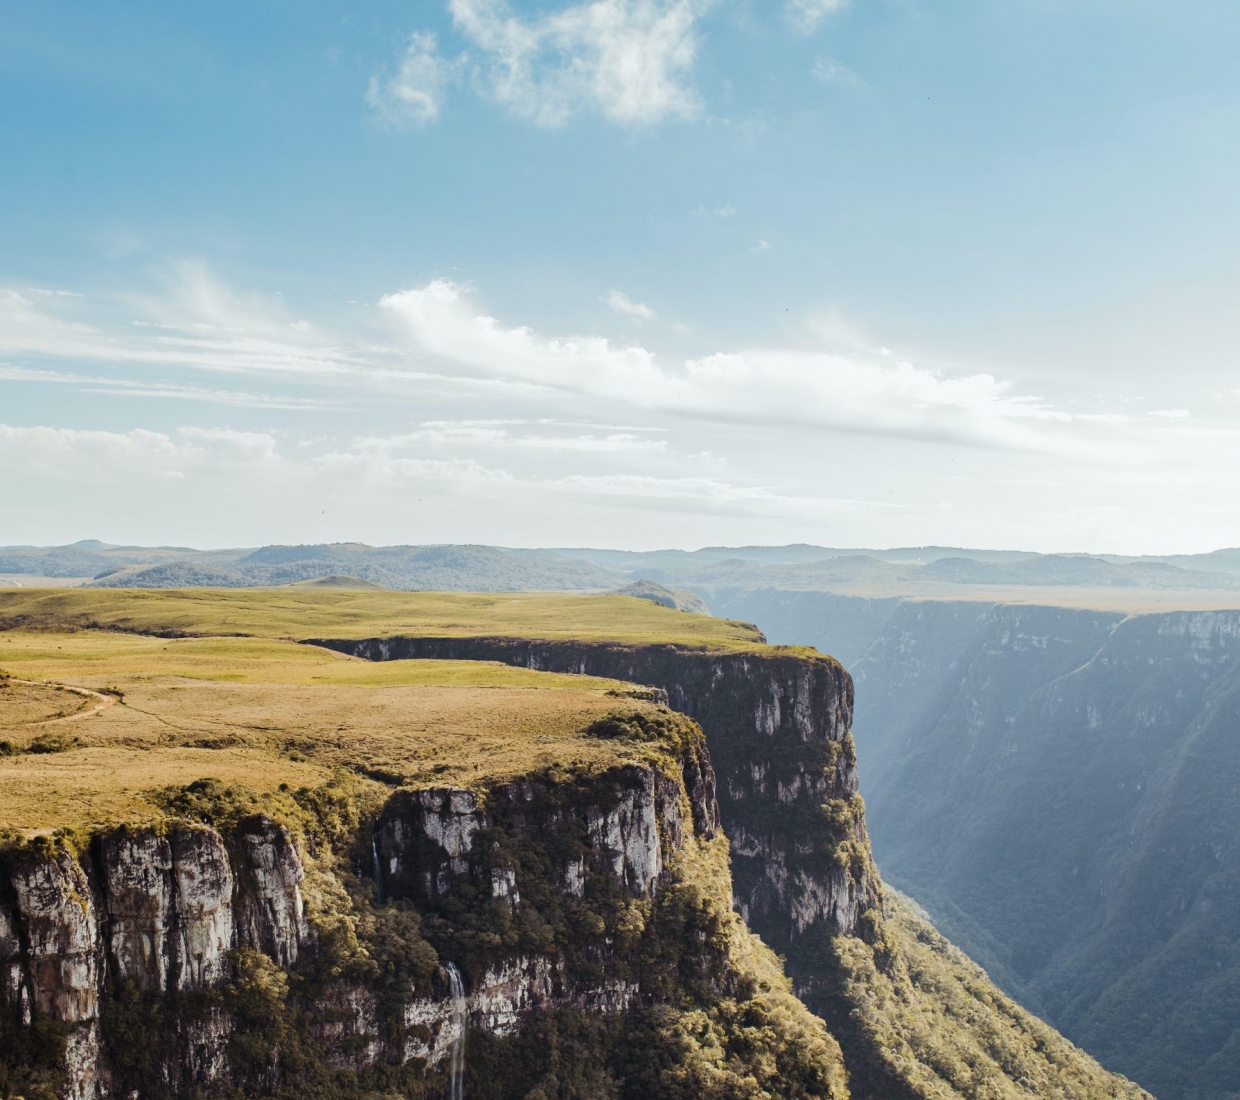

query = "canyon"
[[0, 588, 1150, 1099]]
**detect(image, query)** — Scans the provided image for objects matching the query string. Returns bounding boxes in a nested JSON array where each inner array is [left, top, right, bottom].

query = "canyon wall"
[[0, 716, 849, 1100], [313, 638, 882, 994], [729, 594, 1240, 1100]]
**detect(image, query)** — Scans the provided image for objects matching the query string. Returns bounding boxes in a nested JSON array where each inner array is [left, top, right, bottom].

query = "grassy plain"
[[0, 587, 766, 648], [0, 628, 676, 835]]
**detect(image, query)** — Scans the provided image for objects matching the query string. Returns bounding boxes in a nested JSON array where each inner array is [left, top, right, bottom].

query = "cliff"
[[0, 589, 1151, 1100], [311, 633, 1147, 1100], [0, 708, 848, 1100], [309, 637, 879, 965]]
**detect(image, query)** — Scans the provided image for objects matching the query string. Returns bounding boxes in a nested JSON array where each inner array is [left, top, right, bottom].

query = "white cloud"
[[0, 364, 340, 409], [367, 32, 452, 126], [378, 278, 1096, 451], [364, 420, 669, 453], [0, 424, 281, 483], [812, 56, 864, 90], [602, 289, 657, 322], [752, 238, 771, 252], [0, 266, 377, 383], [0, 421, 849, 528], [787, 0, 847, 34], [449, 0, 712, 126]]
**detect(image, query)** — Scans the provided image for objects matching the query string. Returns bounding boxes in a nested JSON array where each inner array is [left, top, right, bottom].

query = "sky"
[[2, 0, 1240, 554]]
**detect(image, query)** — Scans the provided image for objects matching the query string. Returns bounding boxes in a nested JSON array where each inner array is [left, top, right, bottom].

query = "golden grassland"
[[0, 629, 678, 836], [0, 587, 769, 648]]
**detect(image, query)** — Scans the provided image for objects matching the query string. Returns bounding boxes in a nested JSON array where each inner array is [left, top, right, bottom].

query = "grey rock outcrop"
[[0, 749, 713, 1098], [314, 636, 879, 982]]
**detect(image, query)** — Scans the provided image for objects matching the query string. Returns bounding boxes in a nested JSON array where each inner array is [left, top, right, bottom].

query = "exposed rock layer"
[[2, 727, 834, 1100], [310, 638, 882, 1037]]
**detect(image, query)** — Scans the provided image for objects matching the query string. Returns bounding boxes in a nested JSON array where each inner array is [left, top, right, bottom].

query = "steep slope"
[[837, 603, 1240, 1100]]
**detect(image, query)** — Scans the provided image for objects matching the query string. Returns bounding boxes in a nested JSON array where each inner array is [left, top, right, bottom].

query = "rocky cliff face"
[[310, 637, 882, 1046], [0, 716, 848, 1100], [0, 820, 309, 1099]]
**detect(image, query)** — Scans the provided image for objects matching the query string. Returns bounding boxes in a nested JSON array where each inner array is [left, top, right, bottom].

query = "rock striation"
[[1, 722, 840, 1100], [311, 636, 881, 1002]]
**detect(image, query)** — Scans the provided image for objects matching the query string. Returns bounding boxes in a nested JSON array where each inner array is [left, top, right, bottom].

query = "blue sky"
[[3, 0, 1240, 552]]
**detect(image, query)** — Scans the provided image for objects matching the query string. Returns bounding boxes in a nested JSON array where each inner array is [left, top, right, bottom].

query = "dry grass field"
[[0, 627, 679, 836], [0, 587, 767, 648]]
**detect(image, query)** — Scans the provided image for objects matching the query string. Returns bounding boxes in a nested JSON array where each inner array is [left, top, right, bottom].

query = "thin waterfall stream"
[[370, 833, 384, 905], [445, 962, 466, 1100]]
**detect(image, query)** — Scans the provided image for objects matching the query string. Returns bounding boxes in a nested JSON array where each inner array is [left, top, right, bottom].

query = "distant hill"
[[5, 540, 1240, 610], [613, 579, 711, 615]]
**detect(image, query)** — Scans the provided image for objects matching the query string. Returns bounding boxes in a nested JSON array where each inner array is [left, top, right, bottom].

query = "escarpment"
[[0, 713, 849, 1100], [311, 638, 879, 1000], [0, 590, 1152, 1100], [313, 633, 1151, 1100]]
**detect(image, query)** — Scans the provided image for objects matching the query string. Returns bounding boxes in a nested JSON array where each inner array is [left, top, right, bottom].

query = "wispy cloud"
[[0, 422, 854, 525], [366, 419, 669, 453], [448, 0, 713, 127], [367, 31, 454, 126], [787, 0, 847, 35], [378, 278, 1102, 452], [812, 55, 865, 91], [602, 289, 657, 322], [0, 364, 342, 410], [0, 267, 375, 382]]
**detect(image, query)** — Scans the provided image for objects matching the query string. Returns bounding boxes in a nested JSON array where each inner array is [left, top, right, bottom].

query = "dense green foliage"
[[824, 894, 1149, 1100], [463, 836, 847, 1100]]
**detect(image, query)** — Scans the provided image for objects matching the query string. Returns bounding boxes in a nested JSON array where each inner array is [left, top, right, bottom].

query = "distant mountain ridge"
[[5, 540, 1240, 598]]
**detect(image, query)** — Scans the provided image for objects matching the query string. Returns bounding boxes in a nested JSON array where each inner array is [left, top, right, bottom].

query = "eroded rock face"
[[0, 817, 306, 1098], [586, 770, 675, 896], [0, 898, 33, 1030], [1, 754, 712, 1098], [237, 817, 309, 967], [378, 765, 691, 912], [10, 849, 101, 1024], [170, 826, 234, 990], [100, 831, 174, 990]]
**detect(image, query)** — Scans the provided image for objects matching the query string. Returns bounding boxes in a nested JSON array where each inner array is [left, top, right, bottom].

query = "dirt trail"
[[9, 678, 119, 724]]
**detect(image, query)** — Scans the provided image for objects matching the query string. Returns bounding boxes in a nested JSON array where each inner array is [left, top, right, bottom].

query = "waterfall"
[[370, 833, 384, 905], [445, 962, 466, 1100]]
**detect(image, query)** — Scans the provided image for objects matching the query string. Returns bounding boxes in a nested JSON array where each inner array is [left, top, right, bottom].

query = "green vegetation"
[[826, 894, 1149, 1100], [0, 587, 765, 648], [466, 836, 848, 1100]]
